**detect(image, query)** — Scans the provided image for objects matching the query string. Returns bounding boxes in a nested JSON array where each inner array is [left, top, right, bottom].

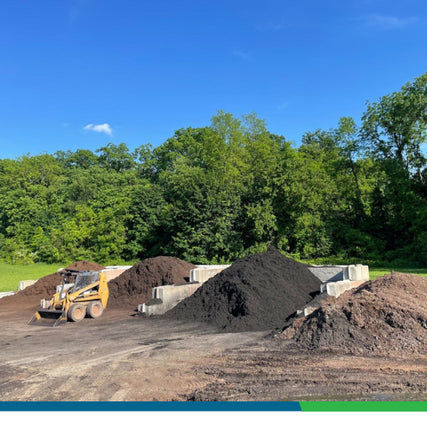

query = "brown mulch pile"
[[0, 261, 105, 310], [107, 256, 195, 309], [281, 272, 427, 356], [166, 247, 322, 332]]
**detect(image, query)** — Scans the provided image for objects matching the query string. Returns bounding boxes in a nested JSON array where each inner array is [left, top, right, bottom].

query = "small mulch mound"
[[107, 256, 195, 310], [166, 247, 322, 332], [281, 272, 427, 356]]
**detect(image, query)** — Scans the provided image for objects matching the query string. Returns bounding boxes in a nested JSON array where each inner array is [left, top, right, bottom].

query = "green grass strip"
[[300, 401, 427, 411], [0, 262, 64, 292]]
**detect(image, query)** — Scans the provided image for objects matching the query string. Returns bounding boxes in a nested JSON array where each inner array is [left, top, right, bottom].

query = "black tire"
[[68, 303, 86, 322], [86, 301, 104, 319]]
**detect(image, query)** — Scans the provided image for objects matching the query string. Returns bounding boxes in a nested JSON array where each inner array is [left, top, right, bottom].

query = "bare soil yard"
[[0, 304, 426, 401]]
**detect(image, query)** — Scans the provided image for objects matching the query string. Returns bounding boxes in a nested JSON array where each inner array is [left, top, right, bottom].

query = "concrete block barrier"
[[190, 265, 230, 284], [347, 264, 370, 281], [153, 282, 202, 304], [308, 265, 348, 283], [325, 279, 366, 298], [18, 280, 37, 291], [326, 280, 351, 298], [102, 266, 132, 282], [348, 265, 359, 281], [0, 291, 15, 299], [361, 265, 369, 281], [139, 282, 203, 316], [310, 264, 369, 285]]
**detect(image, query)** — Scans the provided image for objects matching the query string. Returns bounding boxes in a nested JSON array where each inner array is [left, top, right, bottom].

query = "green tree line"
[[1, 73, 426, 266]]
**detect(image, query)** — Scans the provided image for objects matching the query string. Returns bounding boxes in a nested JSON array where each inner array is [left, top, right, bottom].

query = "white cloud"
[[366, 14, 417, 30], [83, 123, 113, 136]]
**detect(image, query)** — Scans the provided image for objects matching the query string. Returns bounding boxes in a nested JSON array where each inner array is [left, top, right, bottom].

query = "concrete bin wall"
[[311, 264, 369, 308], [0, 291, 15, 299], [308, 265, 348, 283], [326, 280, 352, 298], [139, 265, 229, 316], [347, 264, 369, 281], [153, 283, 202, 304], [18, 280, 37, 291], [190, 265, 230, 284], [324, 279, 366, 298], [102, 266, 132, 282], [139, 282, 202, 316], [311, 264, 369, 291]]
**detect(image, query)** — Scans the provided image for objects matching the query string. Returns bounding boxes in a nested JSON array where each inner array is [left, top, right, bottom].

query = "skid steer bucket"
[[28, 309, 67, 327]]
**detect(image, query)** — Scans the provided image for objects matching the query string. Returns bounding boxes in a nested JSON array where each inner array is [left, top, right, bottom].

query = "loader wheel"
[[68, 303, 86, 322], [87, 301, 104, 319]]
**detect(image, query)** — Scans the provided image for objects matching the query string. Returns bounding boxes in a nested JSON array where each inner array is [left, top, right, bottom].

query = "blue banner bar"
[[0, 401, 301, 412]]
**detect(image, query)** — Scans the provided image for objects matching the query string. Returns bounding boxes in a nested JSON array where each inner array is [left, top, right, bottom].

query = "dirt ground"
[[0, 304, 426, 401]]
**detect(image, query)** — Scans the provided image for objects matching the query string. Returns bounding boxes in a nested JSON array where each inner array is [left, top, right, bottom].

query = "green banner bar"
[[300, 401, 427, 412]]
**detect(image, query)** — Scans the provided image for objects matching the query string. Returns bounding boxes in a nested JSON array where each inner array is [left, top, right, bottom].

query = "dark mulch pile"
[[166, 247, 322, 332], [0, 261, 105, 310], [107, 256, 195, 309], [281, 272, 427, 356]]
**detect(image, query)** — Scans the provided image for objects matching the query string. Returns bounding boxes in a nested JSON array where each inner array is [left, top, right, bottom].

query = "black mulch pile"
[[166, 247, 322, 332]]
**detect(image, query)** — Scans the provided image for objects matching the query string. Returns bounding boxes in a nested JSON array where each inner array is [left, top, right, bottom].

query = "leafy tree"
[[361, 73, 427, 259], [334, 117, 365, 217], [97, 142, 136, 172], [362, 72, 427, 173], [55, 149, 99, 169]]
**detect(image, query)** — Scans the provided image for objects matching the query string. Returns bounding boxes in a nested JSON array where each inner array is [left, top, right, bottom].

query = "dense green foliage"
[[1, 73, 426, 265]]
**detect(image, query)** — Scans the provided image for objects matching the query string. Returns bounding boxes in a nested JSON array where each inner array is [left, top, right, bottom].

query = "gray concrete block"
[[0, 291, 15, 299], [326, 282, 339, 297], [347, 264, 370, 281], [308, 265, 347, 283], [301, 292, 330, 317], [18, 280, 37, 291], [326, 280, 352, 298], [153, 282, 202, 304], [361, 265, 370, 281], [190, 265, 230, 284], [102, 267, 131, 282], [140, 282, 203, 316], [347, 265, 359, 281], [104, 265, 133, 270], [304, 306, 317, 316], [311, 264, 369, 284]]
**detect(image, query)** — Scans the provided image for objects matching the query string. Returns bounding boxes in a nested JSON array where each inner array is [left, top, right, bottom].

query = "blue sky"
[[1, 0, 426, 159]]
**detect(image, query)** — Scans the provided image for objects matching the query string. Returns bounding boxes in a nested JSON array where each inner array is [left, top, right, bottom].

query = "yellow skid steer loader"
[[28, 269, 109, 327]]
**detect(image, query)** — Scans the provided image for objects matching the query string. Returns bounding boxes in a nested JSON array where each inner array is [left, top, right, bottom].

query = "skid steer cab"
[[28, 269, 109, 327]]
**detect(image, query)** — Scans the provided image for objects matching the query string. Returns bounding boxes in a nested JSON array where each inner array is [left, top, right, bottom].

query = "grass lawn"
[[369, 267, 427, 281], [0, 262, 64, 293]]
